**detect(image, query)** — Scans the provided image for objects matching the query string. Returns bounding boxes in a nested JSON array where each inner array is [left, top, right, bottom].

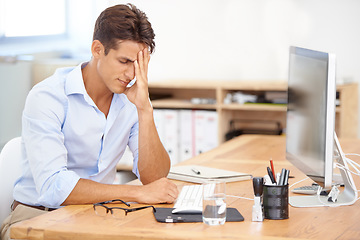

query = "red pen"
[[270, 158, 276, 182]]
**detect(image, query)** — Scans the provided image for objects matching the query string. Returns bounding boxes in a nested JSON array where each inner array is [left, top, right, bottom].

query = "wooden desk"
[[11, 135, 360, 240]]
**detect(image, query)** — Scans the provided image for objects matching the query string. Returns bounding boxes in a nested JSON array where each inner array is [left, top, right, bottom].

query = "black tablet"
[[153, 208, 244, 223]]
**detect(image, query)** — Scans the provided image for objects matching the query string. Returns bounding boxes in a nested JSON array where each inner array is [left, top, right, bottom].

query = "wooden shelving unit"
[[149, 80, 358, 143]]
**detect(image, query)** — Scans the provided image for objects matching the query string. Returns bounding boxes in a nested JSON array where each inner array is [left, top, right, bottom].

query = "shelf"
[[221, 103, 287, 111], [220, 81, 288, 91], [151, 98, 216, 109], [148, 81, 358, 140]]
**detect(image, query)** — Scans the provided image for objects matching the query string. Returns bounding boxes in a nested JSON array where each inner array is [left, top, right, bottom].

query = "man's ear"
[[91, 40, 104, 58]]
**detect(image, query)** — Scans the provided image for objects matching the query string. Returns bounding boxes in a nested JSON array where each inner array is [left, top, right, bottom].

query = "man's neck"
[[82, 60, 113, 117]]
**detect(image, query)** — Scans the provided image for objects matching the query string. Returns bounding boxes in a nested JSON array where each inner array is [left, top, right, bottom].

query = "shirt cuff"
[[38, 170, 81, 208]]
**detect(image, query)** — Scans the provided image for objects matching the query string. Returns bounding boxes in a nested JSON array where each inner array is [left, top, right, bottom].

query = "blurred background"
[[1, 0, 360, 150]]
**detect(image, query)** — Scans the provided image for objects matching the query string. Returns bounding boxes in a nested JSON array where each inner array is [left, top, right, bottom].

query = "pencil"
[[270, 158, 276, 181]]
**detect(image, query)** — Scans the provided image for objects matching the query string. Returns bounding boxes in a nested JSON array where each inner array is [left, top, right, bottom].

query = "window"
[[0, 0, 67, 40]]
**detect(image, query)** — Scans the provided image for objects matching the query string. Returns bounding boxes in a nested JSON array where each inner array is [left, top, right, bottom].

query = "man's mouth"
[[118, 78, 129, 86]]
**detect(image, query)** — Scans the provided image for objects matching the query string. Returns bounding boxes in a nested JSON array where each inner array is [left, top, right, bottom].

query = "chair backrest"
[[0, 137, 22, 224]]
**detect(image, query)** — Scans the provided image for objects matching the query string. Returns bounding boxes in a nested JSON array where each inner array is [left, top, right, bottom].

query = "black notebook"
[[153, 207, 244, 223]]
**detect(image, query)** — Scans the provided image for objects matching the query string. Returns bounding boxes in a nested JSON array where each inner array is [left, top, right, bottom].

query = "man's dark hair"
[[93, 4, 155, 55]]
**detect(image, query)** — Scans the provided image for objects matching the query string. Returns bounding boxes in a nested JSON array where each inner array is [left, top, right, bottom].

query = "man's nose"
[[124, 63, 135, 80]]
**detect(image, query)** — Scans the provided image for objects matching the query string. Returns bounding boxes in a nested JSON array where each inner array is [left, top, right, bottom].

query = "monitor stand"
[[289, 133, 358, 207]]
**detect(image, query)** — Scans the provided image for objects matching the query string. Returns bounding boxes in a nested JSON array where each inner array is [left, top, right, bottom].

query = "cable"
[[226, 195, 253, 201], [346, 158, 360, 174], [345, 153, 360, 157], [289, 176, 309, 189], [335, 158, 358, 192], [315, 186, 341, 208], [306, 152, 360, 207], [344, 155, 360, 168], [336, 162, 360, 177]]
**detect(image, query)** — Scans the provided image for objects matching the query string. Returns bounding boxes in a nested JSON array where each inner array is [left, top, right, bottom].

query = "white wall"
[[2, 0, 359, 83], [5, 0, 357, 85], [102, 0, 360, 86]]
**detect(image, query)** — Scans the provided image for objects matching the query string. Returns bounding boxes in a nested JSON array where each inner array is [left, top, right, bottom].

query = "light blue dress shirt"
[[13, 62, 140, 208]]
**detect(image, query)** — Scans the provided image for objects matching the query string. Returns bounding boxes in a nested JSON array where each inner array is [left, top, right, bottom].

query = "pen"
[[279, 168, 286, 185], [267, 167, 276, 184], [276, 172, 280, 183], [270, 158, 276, 181], [191, 168, 201, 175], [284, 169, 290, 185]]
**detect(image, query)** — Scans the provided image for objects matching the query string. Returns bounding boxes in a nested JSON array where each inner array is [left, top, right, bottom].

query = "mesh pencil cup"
[[263, 184, 289, 220]]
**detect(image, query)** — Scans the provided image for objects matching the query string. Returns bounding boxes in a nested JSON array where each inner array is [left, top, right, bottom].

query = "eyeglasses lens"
[[94, 205, 107, 217], [112, 208, 126, 218]]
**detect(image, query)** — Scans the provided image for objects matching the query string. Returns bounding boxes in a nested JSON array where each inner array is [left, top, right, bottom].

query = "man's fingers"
[[165, 192, 177, 203], [140, 178, 180, 204], [156, 179, 178, 203], [134, 59, 139, 73], [134, 60, 143, 84], [166, 181, 179, 203], [135, 52, 147, 84], [144, 48, 150, 73], [137, 49, 147, 75], [168, 188, 178, 200], [138, 49, 144, 69], [137, 48, 149, 78]]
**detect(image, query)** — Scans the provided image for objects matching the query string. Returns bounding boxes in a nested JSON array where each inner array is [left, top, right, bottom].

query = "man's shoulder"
[[27, 66, 78, 109], [31, 64, 82, 97], [36, 66, 75, 88]]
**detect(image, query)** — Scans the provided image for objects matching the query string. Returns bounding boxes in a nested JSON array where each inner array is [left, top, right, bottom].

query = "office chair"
[[0, 137, 22, 224]]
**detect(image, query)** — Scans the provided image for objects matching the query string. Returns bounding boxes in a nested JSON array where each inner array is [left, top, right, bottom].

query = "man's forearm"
[[137, 107, 171, 184], [61, 178, 142, 205], [62, 176, 178, 206]]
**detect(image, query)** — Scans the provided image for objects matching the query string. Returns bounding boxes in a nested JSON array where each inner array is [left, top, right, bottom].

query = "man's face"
[[97, 40, 146, 94]]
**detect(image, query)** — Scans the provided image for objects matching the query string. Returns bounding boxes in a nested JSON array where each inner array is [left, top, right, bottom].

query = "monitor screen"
[[286, 46, 336, 189]]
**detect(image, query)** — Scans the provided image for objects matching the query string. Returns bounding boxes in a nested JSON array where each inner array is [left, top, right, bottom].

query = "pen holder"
[[263, 184, 289, 220]]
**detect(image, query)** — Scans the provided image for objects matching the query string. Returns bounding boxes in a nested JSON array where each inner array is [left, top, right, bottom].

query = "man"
[[1, 4, 178, 239]]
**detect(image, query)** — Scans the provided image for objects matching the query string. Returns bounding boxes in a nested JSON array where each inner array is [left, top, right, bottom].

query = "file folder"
[[167, 165, 252, 183]]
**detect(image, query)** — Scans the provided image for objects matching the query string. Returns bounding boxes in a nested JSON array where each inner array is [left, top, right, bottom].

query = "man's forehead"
[[115, 40, 146, 55]]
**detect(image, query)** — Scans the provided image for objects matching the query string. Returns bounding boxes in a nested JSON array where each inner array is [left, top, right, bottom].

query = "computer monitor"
[[286, 46, 357, 207]]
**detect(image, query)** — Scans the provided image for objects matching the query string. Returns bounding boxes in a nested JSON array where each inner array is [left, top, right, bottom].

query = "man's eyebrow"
[[119, 57, 135, 62]]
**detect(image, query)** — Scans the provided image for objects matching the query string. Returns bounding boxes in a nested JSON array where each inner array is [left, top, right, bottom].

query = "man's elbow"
[[139, 168, 169, 185]]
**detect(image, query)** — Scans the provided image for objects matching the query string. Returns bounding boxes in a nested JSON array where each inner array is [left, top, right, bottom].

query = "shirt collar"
[[65, 62, 88, 96]]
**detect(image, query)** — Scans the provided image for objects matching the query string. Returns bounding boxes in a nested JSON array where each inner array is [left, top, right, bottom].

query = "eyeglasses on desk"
[[93, 199, 156, 218]]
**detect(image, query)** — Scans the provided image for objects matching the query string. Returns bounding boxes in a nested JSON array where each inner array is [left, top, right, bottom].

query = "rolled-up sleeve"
[[128, 121, 140, 179]]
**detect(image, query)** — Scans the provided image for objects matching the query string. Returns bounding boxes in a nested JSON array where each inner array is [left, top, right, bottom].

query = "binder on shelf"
[[194, 110, 218, 155], [194, 110, 206, 155], [167, 165, 252, 183], [179, 110, 193, 162], [153, 109, 165, 142], [153, 109, 219, 165], [203, 110, 218, 150], [163, 110, 180, 165]]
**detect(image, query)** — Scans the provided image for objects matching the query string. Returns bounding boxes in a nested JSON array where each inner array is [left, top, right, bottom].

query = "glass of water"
[[202, 179, 226, 225]]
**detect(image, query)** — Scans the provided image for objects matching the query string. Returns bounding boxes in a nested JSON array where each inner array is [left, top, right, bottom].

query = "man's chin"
[[110, 86, 126, 94]]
